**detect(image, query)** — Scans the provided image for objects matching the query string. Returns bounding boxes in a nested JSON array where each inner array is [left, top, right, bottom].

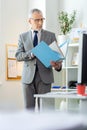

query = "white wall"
[[0, 0, 28, 110], [45, 0, 59, 35], [28, 0, 46, 16], [58, 0, 87, 28], [0, 0, 1, 41]]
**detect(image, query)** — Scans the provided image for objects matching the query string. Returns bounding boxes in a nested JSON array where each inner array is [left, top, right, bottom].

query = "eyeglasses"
[[31, 18, 45, 22]]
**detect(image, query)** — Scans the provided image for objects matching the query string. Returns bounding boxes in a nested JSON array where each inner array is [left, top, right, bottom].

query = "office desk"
[[34, 92, 87, 114]]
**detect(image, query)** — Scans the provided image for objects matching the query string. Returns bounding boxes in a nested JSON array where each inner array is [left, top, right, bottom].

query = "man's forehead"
[[32, 12, 43, 18]]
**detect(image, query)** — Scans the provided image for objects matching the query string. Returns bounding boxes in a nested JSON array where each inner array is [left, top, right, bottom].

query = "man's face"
[[29, 12, 45, 30]]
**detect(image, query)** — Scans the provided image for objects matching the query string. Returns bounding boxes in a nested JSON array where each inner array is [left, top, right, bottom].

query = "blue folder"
[[31, 41, 65, 68]]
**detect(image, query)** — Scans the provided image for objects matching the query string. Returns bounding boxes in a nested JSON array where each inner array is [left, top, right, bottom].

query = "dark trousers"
[[22, 71, 51, 110]]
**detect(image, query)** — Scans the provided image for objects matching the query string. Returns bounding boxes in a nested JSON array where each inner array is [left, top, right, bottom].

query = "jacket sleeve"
[[15, 34, 33, 61]]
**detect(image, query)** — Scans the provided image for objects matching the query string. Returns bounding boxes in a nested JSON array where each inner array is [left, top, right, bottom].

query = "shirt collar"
[[31, 29, 41, 34]]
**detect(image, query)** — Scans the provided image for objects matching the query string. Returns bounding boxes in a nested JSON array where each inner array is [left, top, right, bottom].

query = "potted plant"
[[58, 10, 76, 35], [58, 10, 76, 44]]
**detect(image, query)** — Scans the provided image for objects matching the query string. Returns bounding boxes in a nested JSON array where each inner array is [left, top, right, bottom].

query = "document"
[[49, 41, 64, 56], [31, 41, 65, 68], [59, 39, 69, 57]]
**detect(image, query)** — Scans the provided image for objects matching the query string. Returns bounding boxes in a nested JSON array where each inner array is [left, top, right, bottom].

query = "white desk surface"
[[34, 92, 87, 99]]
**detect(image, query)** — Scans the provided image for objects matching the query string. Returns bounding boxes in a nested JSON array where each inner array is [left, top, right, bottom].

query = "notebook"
[[49, 40, 69, 58], [31, 40, 69, 68], [59, 39, 69, 58]]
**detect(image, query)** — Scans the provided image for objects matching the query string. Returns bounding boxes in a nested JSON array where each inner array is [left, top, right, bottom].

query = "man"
[[15, 8, 62, 110]]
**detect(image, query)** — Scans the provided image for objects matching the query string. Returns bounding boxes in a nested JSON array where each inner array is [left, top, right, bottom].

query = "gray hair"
[[28, 8, 43, 19]]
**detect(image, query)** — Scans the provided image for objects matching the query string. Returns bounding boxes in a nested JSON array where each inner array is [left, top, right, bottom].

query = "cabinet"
[[52, 42, 79, 89], [65, 43, 79, 88]]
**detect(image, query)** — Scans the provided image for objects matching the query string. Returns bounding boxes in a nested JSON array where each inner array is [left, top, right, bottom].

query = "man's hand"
[[50, 61, 62, 71]]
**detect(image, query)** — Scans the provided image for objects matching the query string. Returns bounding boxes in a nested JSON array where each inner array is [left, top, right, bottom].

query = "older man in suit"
[[15, 8, 62, 110]]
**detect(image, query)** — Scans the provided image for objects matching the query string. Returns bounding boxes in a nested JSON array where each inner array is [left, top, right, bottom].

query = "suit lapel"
[[27, 31, 33, 49], [40, 29, 45, 42], [40, 29, 49, 45]]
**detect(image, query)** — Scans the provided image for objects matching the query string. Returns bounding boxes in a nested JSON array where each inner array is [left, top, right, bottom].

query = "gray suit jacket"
[[15, 29, 57, 84]]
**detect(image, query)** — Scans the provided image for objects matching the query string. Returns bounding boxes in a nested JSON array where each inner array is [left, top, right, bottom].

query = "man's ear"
[[28, 19, 31, 24]]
